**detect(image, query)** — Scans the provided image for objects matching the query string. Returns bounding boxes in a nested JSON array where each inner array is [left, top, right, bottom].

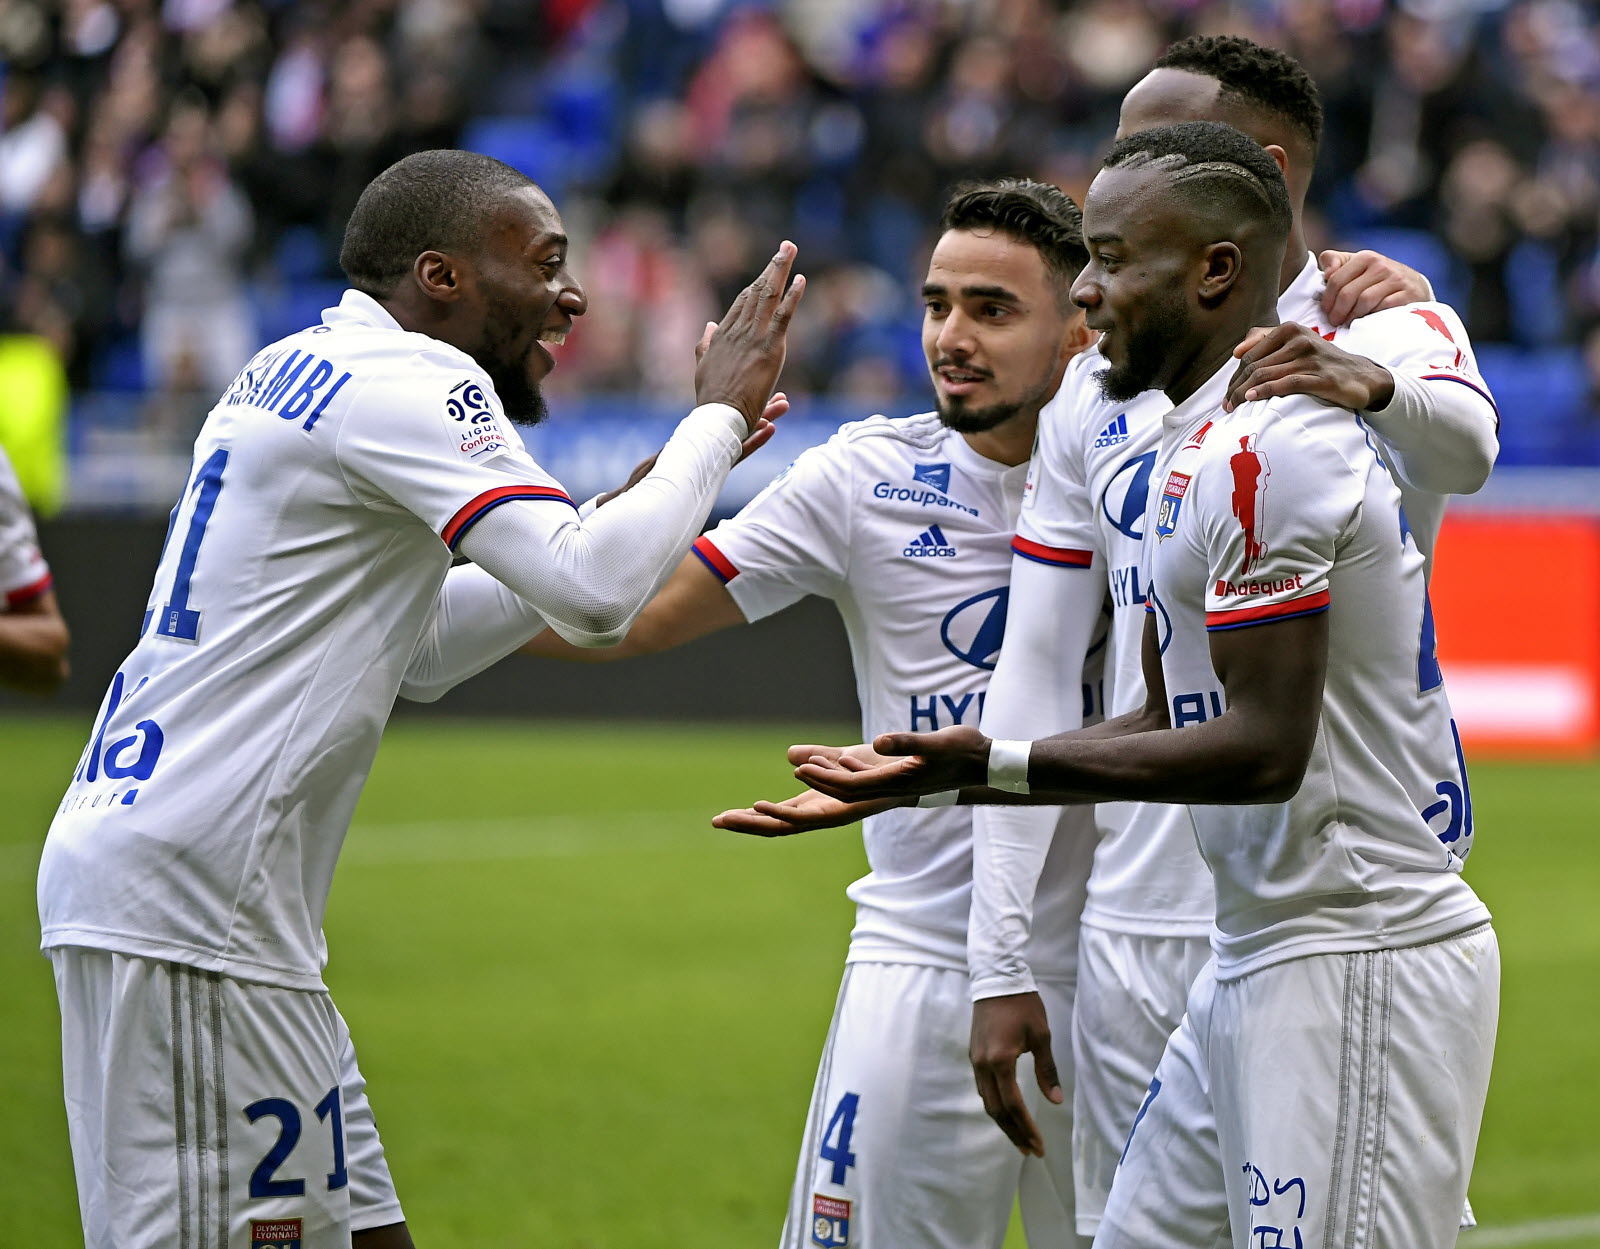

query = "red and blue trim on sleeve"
[[1011, 535, 1094, 569], [441, 485, 576, 550], [1421, 374, 1500, 426], [691, 535, 739, 583], [4, 569, 52, 608], [1206, 589, 1330, 631]]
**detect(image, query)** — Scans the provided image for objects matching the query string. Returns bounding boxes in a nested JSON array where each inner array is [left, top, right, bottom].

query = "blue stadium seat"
[[459, 116, 578, 200], [1476, 344, 1589, 465]]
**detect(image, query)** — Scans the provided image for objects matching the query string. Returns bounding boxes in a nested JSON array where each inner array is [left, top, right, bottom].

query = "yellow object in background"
[[0, 333, 68, 517]]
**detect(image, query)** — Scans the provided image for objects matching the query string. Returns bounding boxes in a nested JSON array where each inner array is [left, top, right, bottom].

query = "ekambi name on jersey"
[[220, 342, 355, 430]]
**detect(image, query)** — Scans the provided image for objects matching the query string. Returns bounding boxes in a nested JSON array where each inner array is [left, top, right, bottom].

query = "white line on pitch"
[[1461, 1213, 1600, 1247]]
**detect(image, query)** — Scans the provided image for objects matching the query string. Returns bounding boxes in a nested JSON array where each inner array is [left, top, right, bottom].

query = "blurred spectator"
[[0, 0, 1597, 470], [125, 96, 255, 397]]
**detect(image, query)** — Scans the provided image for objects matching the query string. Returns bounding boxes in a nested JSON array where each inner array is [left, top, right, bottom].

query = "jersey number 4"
[[143, 447, 228, 644], [818, 1092, 858, 1186]]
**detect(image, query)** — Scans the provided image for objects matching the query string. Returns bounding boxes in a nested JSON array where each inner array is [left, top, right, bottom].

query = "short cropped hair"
[[1154, 35, 1323, 154], [1102, 121, 1294, 243], [340, 150, 538, 297], [939, 178, 1090, 292]]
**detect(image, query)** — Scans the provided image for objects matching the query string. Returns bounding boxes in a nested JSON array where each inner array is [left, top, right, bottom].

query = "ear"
[[1262, 143, 1291, 178], [1060, 306, 1095, 360], [1198, 242, 1242, 301], [413, 250, 463, 303]]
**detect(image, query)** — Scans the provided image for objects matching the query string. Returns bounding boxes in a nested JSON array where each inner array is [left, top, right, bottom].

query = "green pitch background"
[[2, 716, 1596, 1247]]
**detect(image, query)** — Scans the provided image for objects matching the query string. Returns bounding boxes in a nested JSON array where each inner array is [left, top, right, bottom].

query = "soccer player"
[[524, 179, 1097, 1248], [37, 149, 802, 1249], [750, 121, 1499, 1249], [963, 35, 1498, 1239], [0, 442, 68, 693]]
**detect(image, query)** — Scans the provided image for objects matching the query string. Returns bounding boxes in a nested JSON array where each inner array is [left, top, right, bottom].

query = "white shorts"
[[781, 961, 1088, 1249], [1073, 926, 1211, 1236], [52, 948, 403, 1249], [1095, 925, 1499, 1249]]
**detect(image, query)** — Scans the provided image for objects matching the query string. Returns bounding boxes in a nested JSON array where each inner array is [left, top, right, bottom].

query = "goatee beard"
[[936, 398, 1023, 433], [494, 371, 550, 427]]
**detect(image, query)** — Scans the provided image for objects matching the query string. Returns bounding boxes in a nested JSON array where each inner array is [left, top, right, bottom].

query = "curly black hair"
[[1102, 121, 1294, 245], [1154, 35, 1324, 154], [938, 178, 1089, 296], [340, 150, 539, 298]]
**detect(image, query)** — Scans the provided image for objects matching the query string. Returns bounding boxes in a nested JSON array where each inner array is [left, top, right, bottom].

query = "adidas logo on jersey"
[[904, 525, 957, 558], [1094, 414, 1130, 447]]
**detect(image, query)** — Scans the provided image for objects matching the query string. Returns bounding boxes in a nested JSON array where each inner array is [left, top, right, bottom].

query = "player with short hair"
[[0, 442, 68, 692], [960, 35, 1498, 1238], [38, 148, 803, 1249], [745, 119, 1499, 1249], [525, 177, 1098, 1249]]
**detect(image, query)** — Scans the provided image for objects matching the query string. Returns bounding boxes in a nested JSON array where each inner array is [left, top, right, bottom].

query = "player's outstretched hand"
[[593, 393, 789, 508], [793, 726, 990, 801], [1319, 249, 1432, 327], [695, 241, 806, 433], [1224, 323, 1395, 414], [971, 992, 1062, 1157], [712, 783, 902, 838]]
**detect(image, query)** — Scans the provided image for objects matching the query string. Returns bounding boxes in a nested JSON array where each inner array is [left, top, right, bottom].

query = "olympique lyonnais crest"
[[1155, 471, 1191, 541], [811, 1194, 852, 1247], [251, 1218, 303, 1249]]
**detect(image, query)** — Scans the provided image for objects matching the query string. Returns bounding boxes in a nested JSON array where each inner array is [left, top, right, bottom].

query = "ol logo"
[[1101, 450, 1157, 541], [941, 587, 1008, 670], [811, 1195, 851, 1248]]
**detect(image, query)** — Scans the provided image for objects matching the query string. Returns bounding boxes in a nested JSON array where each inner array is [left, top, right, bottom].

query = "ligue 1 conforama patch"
[[811, 1194, 851, 1247], [250, 1218, 302, 1248], [443, 377, 511, 460]]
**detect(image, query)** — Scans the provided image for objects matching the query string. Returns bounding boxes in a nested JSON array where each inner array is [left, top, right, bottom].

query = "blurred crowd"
[[1, 0, 1599, 467]]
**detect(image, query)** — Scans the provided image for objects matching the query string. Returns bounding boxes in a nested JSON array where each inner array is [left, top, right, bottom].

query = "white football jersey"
[[0, 444, 52, 607], [697, 414, 1078, 977], [39, 290, 582, 990], [1017, 263, 1496, 939], [1146, 360, 1490, 979]]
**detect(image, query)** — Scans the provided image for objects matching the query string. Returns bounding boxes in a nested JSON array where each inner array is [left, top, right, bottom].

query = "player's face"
[[466, 188, 587, 426], [921, 229, 1077, 433], [1071, 165, 1195, 403]]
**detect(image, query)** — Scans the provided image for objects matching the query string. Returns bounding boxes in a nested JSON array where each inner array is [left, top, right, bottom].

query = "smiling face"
[[921, 228, 1078, 433], [461, 187, 587, 425], [1069, 163, 1201, 403]]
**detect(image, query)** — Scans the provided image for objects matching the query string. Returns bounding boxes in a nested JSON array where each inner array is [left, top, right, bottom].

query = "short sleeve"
[[334, 358, 576, 551], [693, 433, 852, 622], [0, 449, 51, 606], [1338, 302, 1497, 422], [1014, 358, 1097, 570], [1198, 412, 1364, 632]]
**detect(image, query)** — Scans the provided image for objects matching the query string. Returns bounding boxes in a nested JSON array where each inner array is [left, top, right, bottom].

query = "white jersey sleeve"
[[1342, 302, 1498, 497], [0, 447, 51, 607], [1197, 420, 1365, 633], [970, 365, 1103, 999], [692, 435, 853, 621]]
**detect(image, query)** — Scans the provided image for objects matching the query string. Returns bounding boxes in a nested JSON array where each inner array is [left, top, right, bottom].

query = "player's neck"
[[1276, 220, 1309, 294], [1163, 300, 1278, 407], [960, 417, 1035, 467]]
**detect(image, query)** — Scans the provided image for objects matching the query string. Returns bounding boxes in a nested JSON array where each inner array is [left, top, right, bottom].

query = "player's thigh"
[[1212, 926, 1499, 1249], [1072, 927, 1211, 1234], [334, 1007, 406, 1233], [1017, 975, 1084, 1249], [1093, 961, 1230, 1249], [782, 962, 1019, 1249], [52, 948, 353, 1249]]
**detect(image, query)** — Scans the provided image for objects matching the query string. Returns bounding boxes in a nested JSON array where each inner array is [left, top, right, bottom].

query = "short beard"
[[492, 365, 549, 427], [935, 397, 1023, 433], [1097, 291, 1189, 403]]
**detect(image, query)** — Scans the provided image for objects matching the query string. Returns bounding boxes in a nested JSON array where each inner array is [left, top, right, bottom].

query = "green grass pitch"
[[2, 714, 1597, 1247]]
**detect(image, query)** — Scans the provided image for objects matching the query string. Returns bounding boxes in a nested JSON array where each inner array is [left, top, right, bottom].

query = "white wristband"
[[987, 739, 1032, 794], [917, 789, 959, 808]]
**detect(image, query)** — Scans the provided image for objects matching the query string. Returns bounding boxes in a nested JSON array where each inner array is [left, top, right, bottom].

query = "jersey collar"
[[1161, 355, 1237, 436], [323, 288, 405, 332], [1274, 252, 1324, 327]]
